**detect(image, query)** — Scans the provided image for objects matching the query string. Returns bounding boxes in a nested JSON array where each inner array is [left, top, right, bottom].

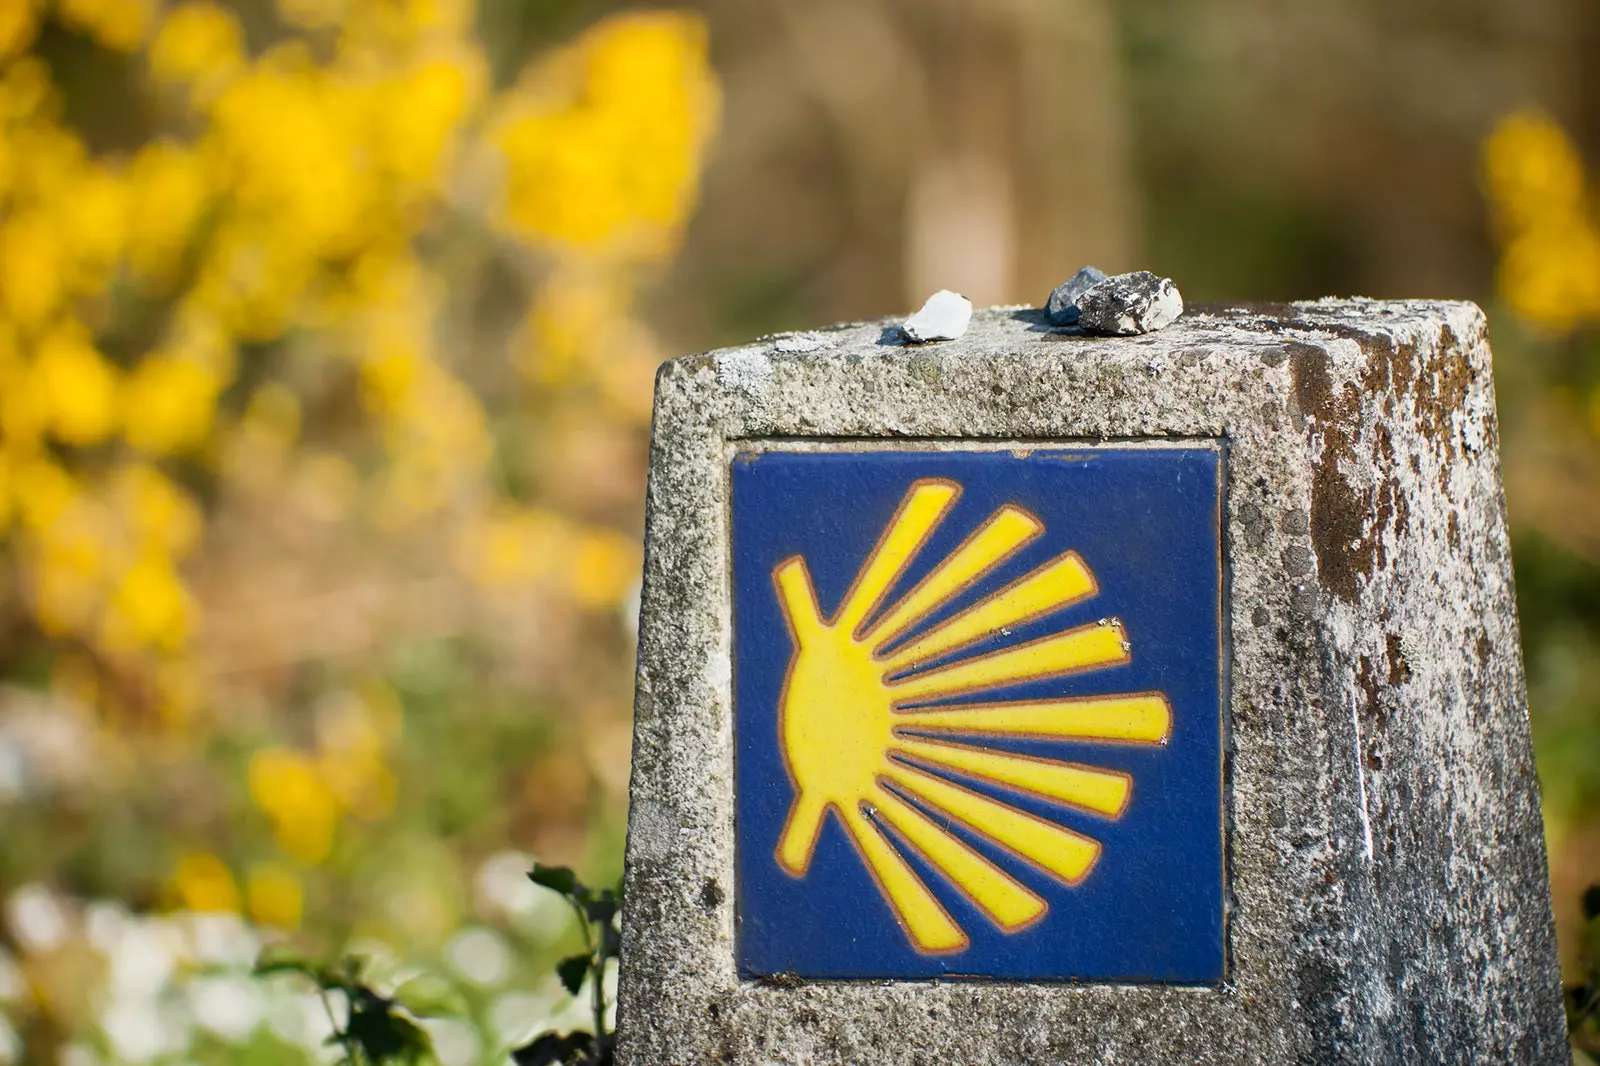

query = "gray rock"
[[617, 300, 1565, 1066], [1077, 270, 1184, 335], [901, 289, 972, 342], [1044, 264, 1108, 326]]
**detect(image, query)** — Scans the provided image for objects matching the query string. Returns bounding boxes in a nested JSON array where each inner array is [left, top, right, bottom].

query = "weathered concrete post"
[[616, 300, 1567, 1064]]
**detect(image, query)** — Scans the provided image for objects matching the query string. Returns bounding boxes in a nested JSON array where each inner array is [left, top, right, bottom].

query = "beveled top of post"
[[676, 298, 1483, 365], [653, 299, 1489, 443]]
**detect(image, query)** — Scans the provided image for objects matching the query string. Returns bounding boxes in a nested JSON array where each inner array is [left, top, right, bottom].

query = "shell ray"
[[891, 737, 1132, 817]]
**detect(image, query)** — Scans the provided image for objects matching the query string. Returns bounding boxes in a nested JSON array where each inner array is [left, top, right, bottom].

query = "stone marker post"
[[615, 300, 1567, 1065]]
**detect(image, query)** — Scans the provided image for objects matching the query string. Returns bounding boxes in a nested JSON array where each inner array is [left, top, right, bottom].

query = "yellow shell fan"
[[771, 477, 1172, 953]]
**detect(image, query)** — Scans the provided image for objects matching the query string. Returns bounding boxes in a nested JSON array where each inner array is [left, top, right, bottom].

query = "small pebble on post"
[[1076, 270, 1184, 335], [1045, 265, 1108, 326]]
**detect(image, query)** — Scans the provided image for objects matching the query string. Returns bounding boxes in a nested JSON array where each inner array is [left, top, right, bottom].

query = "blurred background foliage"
[[0, 0, 1597, 1062]]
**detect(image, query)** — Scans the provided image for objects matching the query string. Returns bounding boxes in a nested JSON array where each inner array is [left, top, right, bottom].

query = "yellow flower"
[[60, 163, 129, 289], [56, 0, 156, 53], [104, 552, 194, 652], [247, 864, 304, 930], [1483, 111, 1587, 232], [125, 142, 214, 285], [148, 1, 245, 101], [493, 11, 719, 258], [316, 708, 396, 821], [456, 504, 566, 589], [275, 0, 347, 32], [1497, 221, 1600, 333], [519, 269, 624, 385], [334, 0, 473, 47], [113, 463, 204, 557], [30, 323, 120, 446], [174, 852, 241, 913], [29, 505, 109, 636], [373, 53, 483, 193], [0, 212, 67, 330], [570, 526, 639, 608], [122, 354, 223, 455], [0, 56, 52, 120], [0, 324, 44, 448], [10, 457, 79, 530], [191, 218, 320, 342], [0, 450, 12, 533], [0, 0, 41, 58], [248, 747, 340, 865], [208, 51, 377, 262], [360, 340, 423, 415]]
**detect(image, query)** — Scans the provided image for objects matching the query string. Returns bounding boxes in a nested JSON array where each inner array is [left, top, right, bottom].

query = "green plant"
[[253, 950, 460, 1065], [513, 864, 623, 1066], [1572, 884, 1600, 1062], [250, 862, 621, 1066]]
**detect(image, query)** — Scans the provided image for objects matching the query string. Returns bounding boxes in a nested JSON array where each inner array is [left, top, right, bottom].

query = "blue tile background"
[[730, 446, 1226, 982]]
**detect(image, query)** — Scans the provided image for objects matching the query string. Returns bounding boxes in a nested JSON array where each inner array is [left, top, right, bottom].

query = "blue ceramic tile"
[[730, 446, 1225, 982]]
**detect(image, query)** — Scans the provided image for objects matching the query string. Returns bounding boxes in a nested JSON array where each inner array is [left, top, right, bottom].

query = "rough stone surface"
[[1045, 264, 1107, 326], [901, 288, 973, 342], [1077, 270, 1184, 335], [616, 300, 1566, 1066]]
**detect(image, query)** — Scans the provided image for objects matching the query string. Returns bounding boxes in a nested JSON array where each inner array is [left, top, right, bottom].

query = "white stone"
[[901, 289, 972, 343]]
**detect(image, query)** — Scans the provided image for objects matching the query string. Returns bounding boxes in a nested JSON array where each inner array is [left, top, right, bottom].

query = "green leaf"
[[512, 1031, 595, 1066], [584, 896, 617, 925], [392, 974, 467, 1019], [253, 944, 314, 978], [528, 864, 578, 897], [347, 997, 434, 1064], [556, 953, 590, 996]]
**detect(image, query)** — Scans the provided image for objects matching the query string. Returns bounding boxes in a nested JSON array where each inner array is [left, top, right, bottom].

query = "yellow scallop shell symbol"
[[771, 477, 1173, 953]]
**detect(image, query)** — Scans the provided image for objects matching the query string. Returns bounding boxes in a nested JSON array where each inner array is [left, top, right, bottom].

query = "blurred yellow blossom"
[[455, 504, 566, 589], [0, 0, 41, 58], [148, 1, 245, 101], [493, 11, 719, 259], [103, 551, 194, 652], [173, 852, 242, 913], [373, 53, 485, 193], [60, 164, 129, 286], [571, 527, 639, 609], [122, 355, 224, 455], [1483, 111, 1587, 230], [247, 863, 304, 930], [124, 142, 214, 287], [10, 457, 80, 531], [316, 692, 397, 821], [112, 464, 203, 557], [0, 212, 67, 330], [1483, 111, 1600, 332], [27, 506, 108, 636], [249, 747, 340, 865], [56, 0, 156, 52], [30, 323, 119, 446]]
